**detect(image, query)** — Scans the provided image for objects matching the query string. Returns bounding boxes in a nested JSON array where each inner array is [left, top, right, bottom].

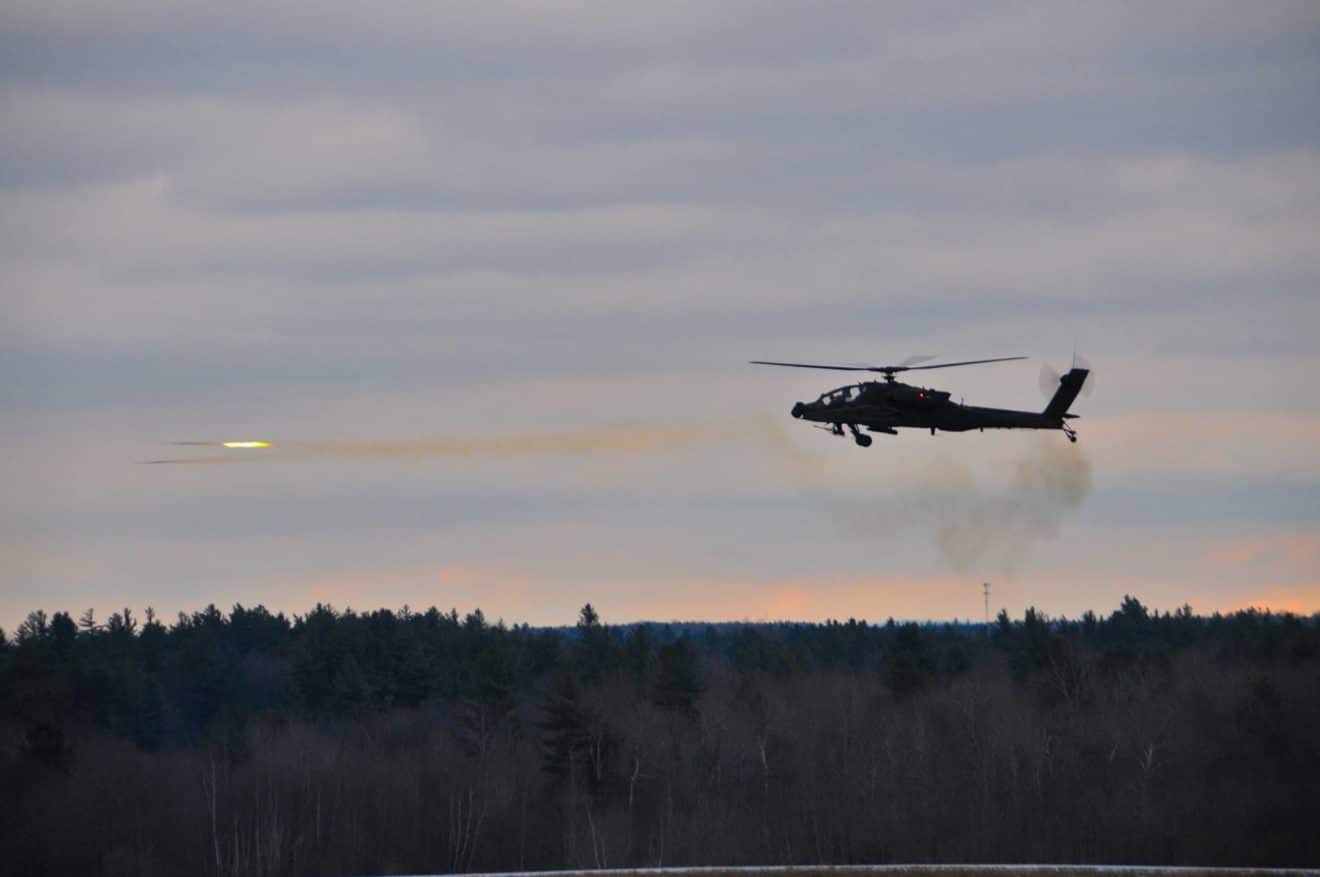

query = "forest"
[[2, 596, 1318, 876]]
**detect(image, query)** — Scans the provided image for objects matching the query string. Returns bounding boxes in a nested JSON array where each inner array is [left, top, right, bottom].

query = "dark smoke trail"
[[930, 438, 1092, 572], [762, 426, 1092, 574]]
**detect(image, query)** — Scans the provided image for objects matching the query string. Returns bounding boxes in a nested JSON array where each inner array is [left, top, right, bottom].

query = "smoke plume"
[[768, 427, 1092, 575], [929, 438, 1092, 572]]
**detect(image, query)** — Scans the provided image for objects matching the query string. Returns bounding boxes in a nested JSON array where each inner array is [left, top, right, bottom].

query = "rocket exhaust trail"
[[141, 439, 276, 463], [143, 425, 721, 464], [170, 441, 274, 449]]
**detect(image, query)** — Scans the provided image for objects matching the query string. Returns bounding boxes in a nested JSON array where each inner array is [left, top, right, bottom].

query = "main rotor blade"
[[749, 360, 875, 371], [897, 356, 1028, 372], [751, 355, 1027, 374]]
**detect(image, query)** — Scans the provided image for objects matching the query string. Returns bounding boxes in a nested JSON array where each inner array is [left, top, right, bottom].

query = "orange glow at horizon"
[[233, 565, 1320, 628]]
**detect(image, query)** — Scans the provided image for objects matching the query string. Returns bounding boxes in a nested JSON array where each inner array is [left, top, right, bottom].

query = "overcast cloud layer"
[[3, 1, 1319, 628]]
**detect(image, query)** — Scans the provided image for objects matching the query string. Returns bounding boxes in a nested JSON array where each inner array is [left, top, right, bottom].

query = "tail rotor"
[[1039, 357, 1095, 400]]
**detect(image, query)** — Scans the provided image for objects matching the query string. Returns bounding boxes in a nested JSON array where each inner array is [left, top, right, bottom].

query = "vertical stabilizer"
[[1044, 368, 1089, 419]]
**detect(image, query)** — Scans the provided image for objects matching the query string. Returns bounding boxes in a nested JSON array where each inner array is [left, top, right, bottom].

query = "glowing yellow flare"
[[222, 441, 273, 449]]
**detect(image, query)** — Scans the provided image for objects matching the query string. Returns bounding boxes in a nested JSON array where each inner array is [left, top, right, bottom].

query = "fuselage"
[[789, 379, 1067, 434]]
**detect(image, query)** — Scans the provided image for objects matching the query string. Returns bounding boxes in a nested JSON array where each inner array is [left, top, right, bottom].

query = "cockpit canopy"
[[817, 384, 864, 406]]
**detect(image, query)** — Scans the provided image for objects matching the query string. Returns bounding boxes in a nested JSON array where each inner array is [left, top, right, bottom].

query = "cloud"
[[1207, 532, 1320, 586], [5, 148, 1317, 366], [1085, 413, 1320, 481], [3, 1, 1318, 628]]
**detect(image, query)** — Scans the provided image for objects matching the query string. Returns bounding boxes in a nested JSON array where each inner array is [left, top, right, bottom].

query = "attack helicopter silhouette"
[[751, 355, 1091, 446]]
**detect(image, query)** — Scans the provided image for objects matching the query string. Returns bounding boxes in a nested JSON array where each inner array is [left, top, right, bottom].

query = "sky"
[[3, 1, 1319, 630]]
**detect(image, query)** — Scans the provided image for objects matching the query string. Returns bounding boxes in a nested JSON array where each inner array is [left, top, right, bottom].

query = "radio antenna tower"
[[983, 582, 991, 638]]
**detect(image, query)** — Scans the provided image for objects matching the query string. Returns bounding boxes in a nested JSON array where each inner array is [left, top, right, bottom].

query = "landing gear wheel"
[[855, 434, 873, 448], [1062, 424, 1078, 443]]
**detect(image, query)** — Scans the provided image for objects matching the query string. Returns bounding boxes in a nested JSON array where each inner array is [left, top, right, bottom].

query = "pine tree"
[[654, 635, 702, 712]]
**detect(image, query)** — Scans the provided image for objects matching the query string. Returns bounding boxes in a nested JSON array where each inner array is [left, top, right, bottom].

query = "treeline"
[[1, 597, 1318, 875]]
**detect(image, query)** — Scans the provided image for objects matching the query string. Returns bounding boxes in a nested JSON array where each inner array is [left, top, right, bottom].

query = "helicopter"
[[751, 355, 1091, 447]]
